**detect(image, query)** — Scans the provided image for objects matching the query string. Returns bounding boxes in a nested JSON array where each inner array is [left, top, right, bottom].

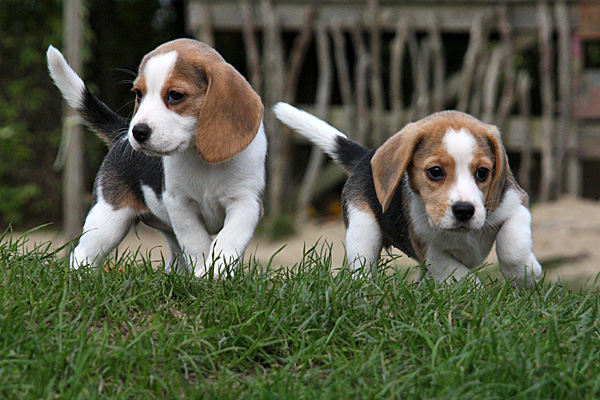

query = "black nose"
[[452, 202, 475, 222], [132, 123, 151, 143]]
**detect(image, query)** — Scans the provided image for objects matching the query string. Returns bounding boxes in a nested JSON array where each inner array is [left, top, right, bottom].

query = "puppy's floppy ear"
[[484, 126, 509, 213], [195, 62, 263, 163], [371, 123, 424, 213]]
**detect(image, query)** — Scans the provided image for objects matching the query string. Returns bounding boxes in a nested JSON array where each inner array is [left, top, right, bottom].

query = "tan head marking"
[[482, 126, 509, 213], [371, 120, 428, 213], [195, 60, 263, 163], [371, 111, 508, 221], [133, 39, 263, 162]]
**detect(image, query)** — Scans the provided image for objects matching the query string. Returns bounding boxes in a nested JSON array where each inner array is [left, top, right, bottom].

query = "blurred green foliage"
[[0, 0, 180, 229], [0, 0, 63, 228]]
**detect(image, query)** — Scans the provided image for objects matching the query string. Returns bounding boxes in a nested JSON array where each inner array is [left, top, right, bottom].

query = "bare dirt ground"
[[6, 197, 600, 286]]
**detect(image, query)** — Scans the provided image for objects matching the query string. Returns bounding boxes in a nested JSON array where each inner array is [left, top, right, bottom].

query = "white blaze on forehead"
[[129, 50, 181, 152], [143, 50, 178, 95], [443, 127, 482, 206], [443, 128, 476, 167]]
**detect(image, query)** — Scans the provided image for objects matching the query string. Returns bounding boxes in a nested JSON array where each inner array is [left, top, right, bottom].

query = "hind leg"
[[345, 204, 383, 274], [160, 230, 189, 274], [71, 199, 136, 269]]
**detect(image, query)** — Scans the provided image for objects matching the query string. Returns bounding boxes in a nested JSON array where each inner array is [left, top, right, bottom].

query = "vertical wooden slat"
[[368, 0, 385, 144], [331, 21, 357, 138], [537, 1, 556, 201], [496, 4, 517, 132], [457, 13, 489, 112], [196, 0, 214, 47], [390, 18, 409, 131], [429, 16, 445, 112], [482, 46, 503, 123], [283, 6, 316, 103], [350, 22, 370, 146], [296, 23, 333, 223], [470, 46, 489, 117], [414, 39, 431, 119], [240, 0, 262, 96], [407, 28, 420, 120]]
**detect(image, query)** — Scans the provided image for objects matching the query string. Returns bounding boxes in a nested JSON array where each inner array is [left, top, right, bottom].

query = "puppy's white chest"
[[163, 153, 228, 233], [435, 229, 496, 268]]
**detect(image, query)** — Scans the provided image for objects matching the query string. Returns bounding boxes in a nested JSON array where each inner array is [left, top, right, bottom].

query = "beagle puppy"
[[274, 103, 542, 288], [47, 39, 266, 276]]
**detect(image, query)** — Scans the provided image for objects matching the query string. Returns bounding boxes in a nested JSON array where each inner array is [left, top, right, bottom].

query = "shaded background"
[[2, 0, 600, 232]]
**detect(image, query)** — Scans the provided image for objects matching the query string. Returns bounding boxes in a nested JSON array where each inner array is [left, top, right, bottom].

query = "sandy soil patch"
[[5, 197, 600, 286]]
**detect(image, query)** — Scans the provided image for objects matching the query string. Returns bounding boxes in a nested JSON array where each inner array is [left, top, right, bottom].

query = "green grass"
[[1, 231, 600, 399]]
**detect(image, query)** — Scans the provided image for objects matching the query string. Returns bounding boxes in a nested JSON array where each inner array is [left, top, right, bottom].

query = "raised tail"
[[272, 102, 368, 172], [47, 45, 128, 145]]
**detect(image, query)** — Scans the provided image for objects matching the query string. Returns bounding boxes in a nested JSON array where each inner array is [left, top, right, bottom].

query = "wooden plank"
[[291, 105, 600, 160], [188, 0, 567, 33]]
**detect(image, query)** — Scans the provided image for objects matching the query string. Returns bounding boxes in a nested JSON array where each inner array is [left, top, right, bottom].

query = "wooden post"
[[537, 1, 556, 201], [62, 0, 85, 239], [554, 0, 576, 195], [568, 33, 583, 196], [517, 72, 533, 192], [262, 0, 287, 216]]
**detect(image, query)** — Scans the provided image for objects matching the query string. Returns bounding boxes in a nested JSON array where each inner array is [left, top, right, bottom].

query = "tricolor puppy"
[[47, 39, 266, 276], [274, 103, 542, 288]]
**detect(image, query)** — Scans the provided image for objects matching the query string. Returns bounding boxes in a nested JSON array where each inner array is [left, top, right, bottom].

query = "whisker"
[[117, 99, 135, 115], [112, 68, 137, 78], [116, 79, 135, 87]]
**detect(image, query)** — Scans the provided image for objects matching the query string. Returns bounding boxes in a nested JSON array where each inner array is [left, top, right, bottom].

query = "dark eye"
[[167, 91, 185, 105], [427, 166, 445, 181], [133, 88, 142, 101], [475, 167, 490, 182]]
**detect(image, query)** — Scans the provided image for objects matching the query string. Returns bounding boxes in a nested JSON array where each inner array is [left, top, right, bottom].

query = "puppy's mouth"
[[447, 219, 485, 232], [446, 223, 472, 233], [139, 147, 172, 157], [131, 141, 188, 156], [429, 218, 484, 232]]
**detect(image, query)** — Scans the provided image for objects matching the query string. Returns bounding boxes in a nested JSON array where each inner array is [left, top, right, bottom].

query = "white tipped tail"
[[273, 102, 348, 161], [47, 45, 85, 110]]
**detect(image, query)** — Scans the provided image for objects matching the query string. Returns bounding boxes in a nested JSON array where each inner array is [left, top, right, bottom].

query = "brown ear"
[[195, 62, 263, 163], [371, 123, 424, 213], [485, 127, 509, 213]]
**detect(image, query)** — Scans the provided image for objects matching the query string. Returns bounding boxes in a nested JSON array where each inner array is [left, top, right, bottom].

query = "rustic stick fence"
[[189, 0, 579, 221]]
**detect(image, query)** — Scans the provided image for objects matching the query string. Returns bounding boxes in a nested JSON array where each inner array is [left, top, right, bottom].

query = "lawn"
[[1, 230, 600, 399]]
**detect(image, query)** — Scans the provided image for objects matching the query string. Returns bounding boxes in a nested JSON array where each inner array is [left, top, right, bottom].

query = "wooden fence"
[[187, 0, 581, 221]]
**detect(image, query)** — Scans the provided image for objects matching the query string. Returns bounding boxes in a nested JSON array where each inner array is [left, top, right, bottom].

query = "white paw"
[[501, 253, 542, 289]]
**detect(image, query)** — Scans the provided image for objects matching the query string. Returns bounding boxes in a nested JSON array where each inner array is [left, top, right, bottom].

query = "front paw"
[[501, 253, 542, 289], [193, 255, 238, 279]]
